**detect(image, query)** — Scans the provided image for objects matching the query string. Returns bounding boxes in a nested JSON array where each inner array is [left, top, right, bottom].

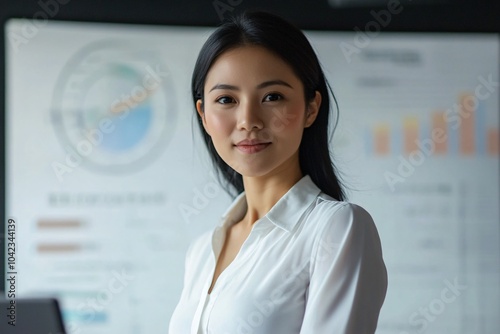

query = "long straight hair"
[[191, 10, 346, 201]]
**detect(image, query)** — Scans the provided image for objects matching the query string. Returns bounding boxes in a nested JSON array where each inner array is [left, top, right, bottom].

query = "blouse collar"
[[218, 174, 322, 233]]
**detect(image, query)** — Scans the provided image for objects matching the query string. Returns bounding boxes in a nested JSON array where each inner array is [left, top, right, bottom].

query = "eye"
[[216, 96, 235, 104], [263, 93, 283, 102]]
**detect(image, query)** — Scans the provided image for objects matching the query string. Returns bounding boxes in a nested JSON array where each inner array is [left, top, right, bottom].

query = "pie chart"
[[51, 40, 176, 173]]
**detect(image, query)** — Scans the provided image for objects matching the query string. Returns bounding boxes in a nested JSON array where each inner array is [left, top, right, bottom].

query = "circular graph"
[[51, 40, 177, 173]]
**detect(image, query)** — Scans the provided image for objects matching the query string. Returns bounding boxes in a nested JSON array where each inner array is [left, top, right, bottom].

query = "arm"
[[300, 203, 388, 334]]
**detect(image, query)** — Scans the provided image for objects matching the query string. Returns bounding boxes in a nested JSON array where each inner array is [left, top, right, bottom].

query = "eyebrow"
[[209, 80, 293, 92]]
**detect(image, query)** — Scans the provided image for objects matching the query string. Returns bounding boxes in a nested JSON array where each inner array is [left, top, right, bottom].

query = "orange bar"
[[38, 219, 82, 229], [403, 117, 419, 155], [459, 93, 475, 155], [37, 244, 81, 253], [431, 111, 447, 154], [487, 128, 499, 156], [374, 125, 390, 155]]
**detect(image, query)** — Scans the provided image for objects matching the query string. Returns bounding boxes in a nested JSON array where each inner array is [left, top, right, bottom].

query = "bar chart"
[[366, 93, 499, 157]]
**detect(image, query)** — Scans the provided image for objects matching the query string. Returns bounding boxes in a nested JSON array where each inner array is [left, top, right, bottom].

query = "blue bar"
[[475, 100, 486, 155], [448, 109, 459, 156]]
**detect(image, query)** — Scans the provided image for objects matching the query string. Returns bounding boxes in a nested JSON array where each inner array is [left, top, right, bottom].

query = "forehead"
[[205, 45, 301, 87]]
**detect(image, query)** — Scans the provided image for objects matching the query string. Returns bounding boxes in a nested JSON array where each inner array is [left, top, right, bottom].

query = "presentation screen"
[[3, 19, 499, 333]]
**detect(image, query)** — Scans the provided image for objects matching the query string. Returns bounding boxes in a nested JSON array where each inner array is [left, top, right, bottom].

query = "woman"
[[169, 10, 387, 334]]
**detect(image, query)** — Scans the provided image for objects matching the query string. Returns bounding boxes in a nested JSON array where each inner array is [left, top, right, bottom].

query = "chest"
[[209, 224, 251, 293], [201, 228, 311, 333], [184, 222, 317, 332]]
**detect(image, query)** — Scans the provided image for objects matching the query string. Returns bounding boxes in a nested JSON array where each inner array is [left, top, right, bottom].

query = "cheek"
[[205, 113, 233, 137], [267, 105, 305, 137]]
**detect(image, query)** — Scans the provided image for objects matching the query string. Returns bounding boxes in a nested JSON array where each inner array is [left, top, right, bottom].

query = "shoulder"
[[314, 193, 376, 230], [309, 195, 387, 287], [310, 194, 382, 255]]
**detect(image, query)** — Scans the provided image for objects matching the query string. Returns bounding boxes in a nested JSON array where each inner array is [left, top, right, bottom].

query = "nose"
[[237, 99, 264, 131]]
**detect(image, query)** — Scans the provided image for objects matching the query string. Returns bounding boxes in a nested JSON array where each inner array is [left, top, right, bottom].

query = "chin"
[[231, 165, 274, 178], [237, 161, 288, 178]]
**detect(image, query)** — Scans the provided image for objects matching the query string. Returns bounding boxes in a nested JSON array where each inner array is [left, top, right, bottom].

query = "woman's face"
[[197, 45, 320, 178]]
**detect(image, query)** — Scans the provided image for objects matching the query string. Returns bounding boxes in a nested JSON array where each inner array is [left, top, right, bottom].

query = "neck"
[[239, 160, 303, 230]]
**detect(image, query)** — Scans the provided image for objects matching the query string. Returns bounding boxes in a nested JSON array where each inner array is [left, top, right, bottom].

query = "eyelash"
[[215, 93, 284, 104], [263, 93, 283, 102], [216, 96, 235, 104]]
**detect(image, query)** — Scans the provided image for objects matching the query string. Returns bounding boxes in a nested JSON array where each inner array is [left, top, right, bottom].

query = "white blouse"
[[169, 174, 387, 334], [197, 294, 211, 333]]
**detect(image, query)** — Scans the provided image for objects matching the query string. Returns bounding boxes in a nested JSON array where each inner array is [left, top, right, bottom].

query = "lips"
[[235, 139, 271, 146], [234, 138, 272, 154]]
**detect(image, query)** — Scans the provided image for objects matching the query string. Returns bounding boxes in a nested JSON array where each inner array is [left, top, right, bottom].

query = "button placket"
[[208, 222, 263, 296]]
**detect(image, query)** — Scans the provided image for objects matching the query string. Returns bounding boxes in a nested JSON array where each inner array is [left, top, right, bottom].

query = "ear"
[[304, 91, 321, 128], [196, 99, 210, 135]]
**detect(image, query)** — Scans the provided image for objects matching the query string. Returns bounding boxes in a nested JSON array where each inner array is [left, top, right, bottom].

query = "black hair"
[[191, 10, 346, 201]]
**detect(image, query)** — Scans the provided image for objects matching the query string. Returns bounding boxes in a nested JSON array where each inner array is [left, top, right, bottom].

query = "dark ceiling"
[[0, 0, 499, 32]]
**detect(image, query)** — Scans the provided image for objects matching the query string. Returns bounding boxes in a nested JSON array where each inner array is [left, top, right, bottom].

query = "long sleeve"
[[300, 203, 388, 334]]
